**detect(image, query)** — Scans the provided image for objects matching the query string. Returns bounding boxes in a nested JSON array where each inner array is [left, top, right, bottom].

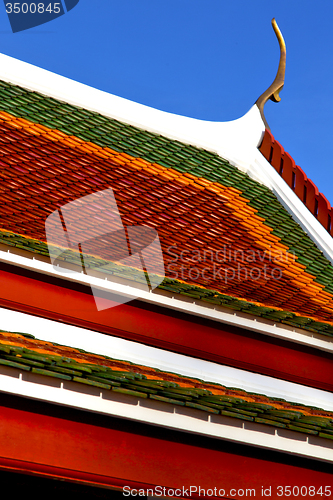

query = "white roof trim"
[[0, 366, 332, 463], [0, 53, 265, 167], [1, 307, 333, 412]]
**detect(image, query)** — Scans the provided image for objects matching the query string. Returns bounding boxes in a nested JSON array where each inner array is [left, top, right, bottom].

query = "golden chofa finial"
[[255, 18, 286, 130]]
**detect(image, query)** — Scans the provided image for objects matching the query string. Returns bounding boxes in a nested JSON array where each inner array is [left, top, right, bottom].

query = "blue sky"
[[0, 0, 332, 203]]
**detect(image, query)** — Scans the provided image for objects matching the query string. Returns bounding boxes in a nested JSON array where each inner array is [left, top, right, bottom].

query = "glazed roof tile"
[[0, 329, 332, 440], [1, 81, 333, 334]]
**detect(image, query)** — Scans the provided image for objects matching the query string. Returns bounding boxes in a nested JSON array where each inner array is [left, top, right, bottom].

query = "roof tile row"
[[0, 330, 332, 440]]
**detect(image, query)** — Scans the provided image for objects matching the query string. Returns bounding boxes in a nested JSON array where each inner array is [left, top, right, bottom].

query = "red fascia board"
[[0, 394, 332, 498], [318, 193, 331, 229], [1, 263, 333, 393]]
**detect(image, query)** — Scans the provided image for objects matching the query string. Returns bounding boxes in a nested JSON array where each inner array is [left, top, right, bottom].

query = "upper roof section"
[[1, 54, 333, 338]]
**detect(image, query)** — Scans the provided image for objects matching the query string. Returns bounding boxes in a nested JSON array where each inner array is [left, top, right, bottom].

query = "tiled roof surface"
[[0, 329, 333, 440], [1, 81, 333, 335], [259, 130, 333, 234]]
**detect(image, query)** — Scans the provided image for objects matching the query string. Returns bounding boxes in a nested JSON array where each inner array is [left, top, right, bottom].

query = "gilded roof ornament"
[[256, 18, 286, 129]]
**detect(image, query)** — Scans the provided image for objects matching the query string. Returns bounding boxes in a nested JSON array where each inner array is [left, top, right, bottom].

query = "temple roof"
[[0, 57, 333, 337]]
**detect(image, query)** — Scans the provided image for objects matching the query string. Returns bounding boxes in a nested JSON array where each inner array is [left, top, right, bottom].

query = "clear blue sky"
[[0, 1, 332, 204]]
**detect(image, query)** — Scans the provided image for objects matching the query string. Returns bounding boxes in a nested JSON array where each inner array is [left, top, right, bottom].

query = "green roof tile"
[[0, 358, 31, 371], [31, 367, 72, 380]]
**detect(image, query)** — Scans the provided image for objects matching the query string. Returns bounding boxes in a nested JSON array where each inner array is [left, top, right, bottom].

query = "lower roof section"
[[1, 364, 333, 463], [2, 308, 333, 413], [0, 327, 332, 454]]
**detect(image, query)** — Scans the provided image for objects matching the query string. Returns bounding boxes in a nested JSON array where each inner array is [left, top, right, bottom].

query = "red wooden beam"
[[0, 264, 332, 393], [0, 395, 331, 499]]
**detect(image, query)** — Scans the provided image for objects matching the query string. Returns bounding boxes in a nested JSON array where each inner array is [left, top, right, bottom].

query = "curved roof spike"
[[255, 18, 286, 130]]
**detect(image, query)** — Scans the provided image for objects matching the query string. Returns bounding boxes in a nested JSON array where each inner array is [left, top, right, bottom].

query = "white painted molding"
[[0, 366, 331, 463]]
